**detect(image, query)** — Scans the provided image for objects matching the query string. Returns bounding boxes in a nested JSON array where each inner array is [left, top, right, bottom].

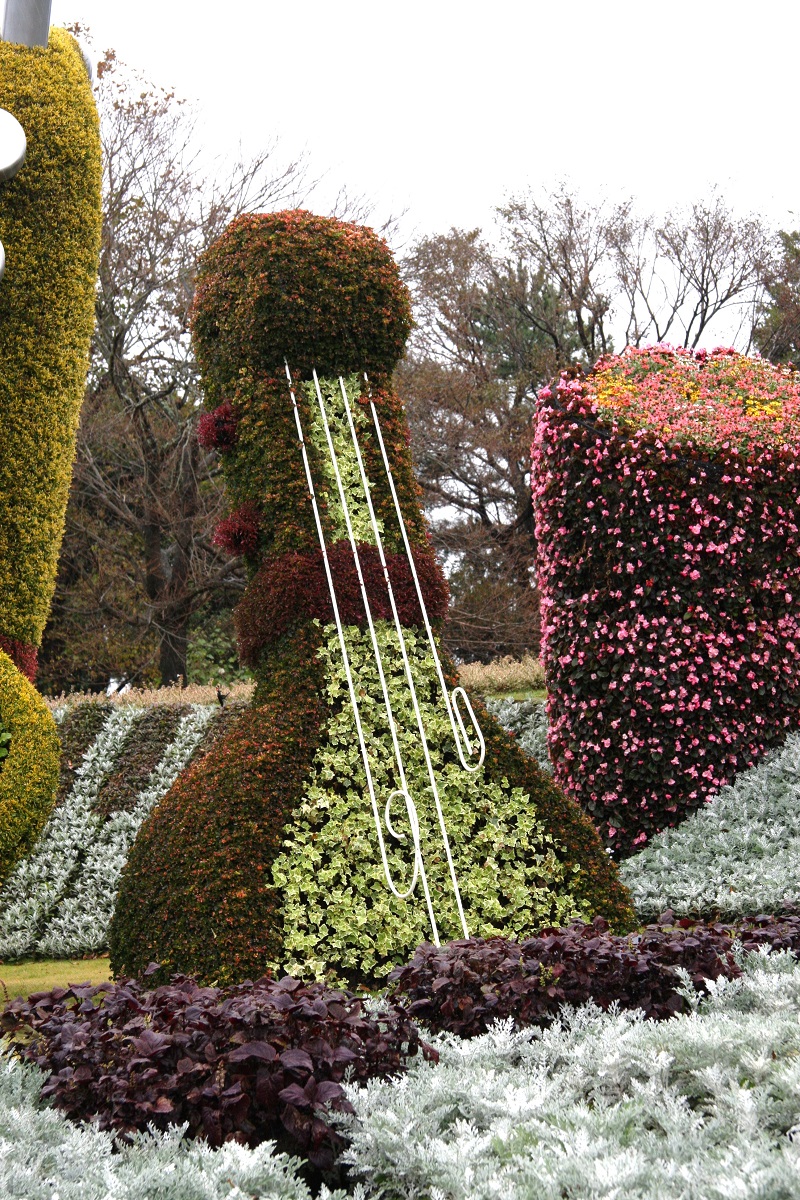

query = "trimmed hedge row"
[[533, 347, 800, 856], [0, 701, 225, 960], [54, 700, 111, 807], [0, 650, 60, 886], [388, 912, 800, 1037], [0, 31, 100, 887], [92, 704, 189, 820], [0, 29, 102, 670]]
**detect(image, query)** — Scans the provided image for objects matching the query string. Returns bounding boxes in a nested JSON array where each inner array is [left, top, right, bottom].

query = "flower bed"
[[1, 679, 797, 1193], [532, 347, 800, 855], [0, 702, 218, 959], [2, 972, 426, 1177], [493, 700, 800, 923], [3, 681, 800, 1195], [0, 1050, 337, 1200], [620, 730, 800, 919], [387, 913, 800, 1037], [338, 949, 800, 1199], [5, 949, 800, 1196]]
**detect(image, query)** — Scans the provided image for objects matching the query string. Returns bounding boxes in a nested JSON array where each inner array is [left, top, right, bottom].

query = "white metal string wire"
[[363, 374, 486, 775], [309, 370, 441, 941], [284, 363, 440, 945], [337, 375, 470, 939]]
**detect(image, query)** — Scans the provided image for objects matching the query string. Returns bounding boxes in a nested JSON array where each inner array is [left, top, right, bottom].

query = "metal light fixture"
[[0, 107, 26, 282]]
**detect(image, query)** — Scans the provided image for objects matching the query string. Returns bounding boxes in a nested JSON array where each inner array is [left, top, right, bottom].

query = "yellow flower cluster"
[[588, 347, 800, 452]]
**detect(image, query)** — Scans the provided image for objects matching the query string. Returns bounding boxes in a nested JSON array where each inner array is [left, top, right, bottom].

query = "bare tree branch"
[[40, 50, 308, 692]]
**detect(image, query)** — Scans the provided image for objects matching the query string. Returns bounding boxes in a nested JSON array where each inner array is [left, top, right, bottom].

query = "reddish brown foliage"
[[234, 541, 449, 666], [388, 912, 800, 1037], [212, 504, 261, 558], [197, 400, 239, 452], [2, 970, 431, 1177], [0, 634, 37, 681], [191, 210, 412, 390]]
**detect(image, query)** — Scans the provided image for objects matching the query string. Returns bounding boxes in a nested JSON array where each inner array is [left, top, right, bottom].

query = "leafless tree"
[[402, 191, 774, 664], [40, 50, 308, 690], [503, 183, 772, 357], [500, 188, 630, 361], [613, 193, 771, 350]]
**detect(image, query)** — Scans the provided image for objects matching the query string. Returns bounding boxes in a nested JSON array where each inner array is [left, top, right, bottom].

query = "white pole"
[[364, 375, 486, 776], [2, 0, 52, 47], [308, 369, 442, 944]]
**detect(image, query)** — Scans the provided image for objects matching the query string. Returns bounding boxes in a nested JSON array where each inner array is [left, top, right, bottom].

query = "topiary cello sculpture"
[[109, 211, 633, 986], [0, 27, 102, 884]]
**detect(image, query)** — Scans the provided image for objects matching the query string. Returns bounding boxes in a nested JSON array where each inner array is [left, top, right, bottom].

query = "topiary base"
[[110, 623, 633, 987]]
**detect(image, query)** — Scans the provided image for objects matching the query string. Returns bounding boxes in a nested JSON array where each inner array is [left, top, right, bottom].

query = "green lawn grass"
[[488, 688, 547, 703], [0, 957, 112, 1002]]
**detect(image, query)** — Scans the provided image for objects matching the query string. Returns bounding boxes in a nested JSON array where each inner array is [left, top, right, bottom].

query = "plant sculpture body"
[[534, 346, 800, 856], [0, 29, 102, 882], [110, 211, 633, 986]]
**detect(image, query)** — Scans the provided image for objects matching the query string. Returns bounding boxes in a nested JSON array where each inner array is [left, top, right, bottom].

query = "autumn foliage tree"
[[398, 229, 575, 661], [402, 190, 773, 664]]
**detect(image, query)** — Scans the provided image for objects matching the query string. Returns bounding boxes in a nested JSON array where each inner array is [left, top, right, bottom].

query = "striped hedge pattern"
[[0, 700, 228, 960]]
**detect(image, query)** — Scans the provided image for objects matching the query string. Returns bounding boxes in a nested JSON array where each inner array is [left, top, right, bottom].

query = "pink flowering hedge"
[[532, 346, 800, 857]]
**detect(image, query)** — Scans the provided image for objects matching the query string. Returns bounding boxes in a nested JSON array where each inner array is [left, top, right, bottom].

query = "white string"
[[284, 363, 440, 945], [363, 374, 486, 775], [337, 376, 470, 939]]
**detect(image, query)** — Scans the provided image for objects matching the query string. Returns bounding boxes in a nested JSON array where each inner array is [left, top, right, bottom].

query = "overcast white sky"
[[43, 0, 799, 248]]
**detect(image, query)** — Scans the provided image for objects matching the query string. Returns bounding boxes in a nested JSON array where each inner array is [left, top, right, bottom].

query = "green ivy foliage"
[[303, 374, 381, 544], [273, 623, 591, 983]]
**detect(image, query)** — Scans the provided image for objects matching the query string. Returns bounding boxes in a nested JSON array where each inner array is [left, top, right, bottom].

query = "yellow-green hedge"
[[0, 650, 59, 885], [0, 28, 102, 650]]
